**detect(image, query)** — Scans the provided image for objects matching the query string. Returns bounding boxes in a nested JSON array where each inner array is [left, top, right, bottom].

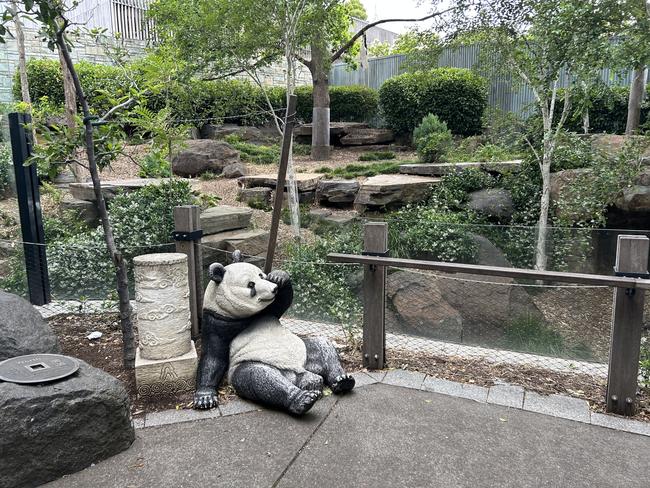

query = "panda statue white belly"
[[228, 315, 307, 382]]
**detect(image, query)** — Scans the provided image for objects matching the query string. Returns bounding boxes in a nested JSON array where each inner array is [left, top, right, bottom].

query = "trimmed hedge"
[[13, 59, 130, 114], [294, 85, 378, 123], [379, 68, 488, 136]]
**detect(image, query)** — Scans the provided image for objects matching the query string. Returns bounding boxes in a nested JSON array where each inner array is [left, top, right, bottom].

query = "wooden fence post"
[[362, 222, 388, 369], [173, 205, 203, 339], [606, 235, 649, 415]]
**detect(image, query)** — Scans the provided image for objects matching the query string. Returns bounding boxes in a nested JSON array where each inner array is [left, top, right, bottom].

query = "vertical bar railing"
[[8, 112, 50, 305]]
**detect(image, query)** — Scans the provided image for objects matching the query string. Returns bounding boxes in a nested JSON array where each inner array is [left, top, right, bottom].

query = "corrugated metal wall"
[[330, 45, 634, 117]]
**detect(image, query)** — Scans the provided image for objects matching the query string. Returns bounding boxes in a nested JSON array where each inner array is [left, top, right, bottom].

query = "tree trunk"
[[11, 0, 31, 106], [310, 41, 331, 160], [56, 32, 136, 370], [626, 65, 647, 135], [535, 161, 551, 271]]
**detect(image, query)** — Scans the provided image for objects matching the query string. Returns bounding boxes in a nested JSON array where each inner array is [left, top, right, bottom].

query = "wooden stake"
[[362, 222, 388, 369], [606, 235, 649, 415], [174, 205, 203, 339], [265, 94, 297, 274]]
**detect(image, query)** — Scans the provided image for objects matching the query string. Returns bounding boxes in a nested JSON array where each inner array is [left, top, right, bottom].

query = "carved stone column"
[[133, 253, 197, 396]]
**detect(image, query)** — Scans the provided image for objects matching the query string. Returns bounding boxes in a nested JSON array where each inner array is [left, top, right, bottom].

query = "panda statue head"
[[203, 251, 278, 319]]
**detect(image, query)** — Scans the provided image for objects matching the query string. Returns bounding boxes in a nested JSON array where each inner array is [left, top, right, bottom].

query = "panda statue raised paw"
[[194, 251, 355, 415]]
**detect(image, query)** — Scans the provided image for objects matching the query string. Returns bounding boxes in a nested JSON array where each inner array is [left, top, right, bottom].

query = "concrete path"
[[47, 382, 649, 488]]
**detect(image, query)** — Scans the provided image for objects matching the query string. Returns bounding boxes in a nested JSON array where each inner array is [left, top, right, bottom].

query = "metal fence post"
[[362, 222, 388, 369], [173, 205, 203, 339], [8, 112, 50, 305], [606, 235, 649, 415]]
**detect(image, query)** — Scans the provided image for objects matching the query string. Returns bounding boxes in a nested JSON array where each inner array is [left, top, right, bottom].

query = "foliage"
[[396, 30, 443, 72], [431, 167, 497, 211], [388, 205, 479, 263], [46, 180, 194, 297], [641, 335, 650, 389], [358, 151, 396, 161], [345, 0, 367, 20], [379, 68, 488, 136], [550, 132, 594, 172], [225, 135, 280, 165], [446, 141, 521, 164], [503, 314, 592, 359], [13, 59, 131, 115], [413, 114, 453, 163], [367, 41, 392, 58], [0, 143, 10, 195], [316, 161, 400, 179], [295, 85, 378, 123], [283, 229, 363, 330]]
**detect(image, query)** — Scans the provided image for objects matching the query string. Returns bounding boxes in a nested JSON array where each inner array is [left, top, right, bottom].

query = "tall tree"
[[346, 0, 367, 20], [441, 0, 618, 270], [150, 0, 453, 160], [1, 1, 137, 369]]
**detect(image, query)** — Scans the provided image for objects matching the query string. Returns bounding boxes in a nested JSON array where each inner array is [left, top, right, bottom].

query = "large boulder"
[[0, 361, 135, 488], [354, 174, 440, 212], [316, 179, 360, 205], [172, 140, 240, 177], [467, 188, 514, 220], [0, 290, 60, 361], [589, 134, 650, 163], [222, 162, 247, 179], [614, 185, 650, 212], [340, 128, 395, 146]]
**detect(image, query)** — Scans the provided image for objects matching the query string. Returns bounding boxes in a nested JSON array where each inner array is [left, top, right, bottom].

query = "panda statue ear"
[[231, 250, 242, 263], [208, 263, 226, 284]]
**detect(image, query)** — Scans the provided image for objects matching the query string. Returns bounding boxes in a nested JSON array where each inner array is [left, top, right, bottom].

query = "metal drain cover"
[[0, 354, 80, 384]]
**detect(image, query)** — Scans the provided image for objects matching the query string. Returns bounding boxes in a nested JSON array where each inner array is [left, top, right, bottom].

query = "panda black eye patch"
[[247, 281, 256, 297]]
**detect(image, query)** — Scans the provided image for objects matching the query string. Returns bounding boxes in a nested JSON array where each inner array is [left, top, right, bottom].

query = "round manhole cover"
[[0, 354, 80, 384]]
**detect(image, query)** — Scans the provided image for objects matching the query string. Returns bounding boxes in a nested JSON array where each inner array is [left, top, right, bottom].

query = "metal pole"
[[8, 112, 50, 305]]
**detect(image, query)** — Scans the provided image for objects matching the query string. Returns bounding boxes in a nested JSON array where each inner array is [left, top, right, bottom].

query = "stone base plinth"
[[135, 342, 198, 397]]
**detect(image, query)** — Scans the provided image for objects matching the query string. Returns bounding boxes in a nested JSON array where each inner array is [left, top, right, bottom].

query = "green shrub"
[[358, 151, 396, 161], [46, 179, 194, 297], [14, 59, 131, 115], [550, 132, 595, 171], [413, 114, 453, 163], [388, 206, 479, 263], [431, 167, 498, 211], [0, 143, 10, 196], [641, 335, 650, 389], [295, 85, 378, 123], [446, 138, 521, 164], [379, 68, 488, 136], [315, 161, 400, 179]]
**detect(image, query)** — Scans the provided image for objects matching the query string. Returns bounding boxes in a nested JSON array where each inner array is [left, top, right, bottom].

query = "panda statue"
[[194, 251, 355, 415]]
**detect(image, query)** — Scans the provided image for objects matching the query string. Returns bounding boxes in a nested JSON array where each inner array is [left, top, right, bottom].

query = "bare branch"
[[330, 7, 457, 62]]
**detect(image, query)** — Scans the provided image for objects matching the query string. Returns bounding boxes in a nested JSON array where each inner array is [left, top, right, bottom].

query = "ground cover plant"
[[358, 151, 396, 161], [315, 161, 401, 178], [225, 135, 280, 165], [0, 143, 10, 196]]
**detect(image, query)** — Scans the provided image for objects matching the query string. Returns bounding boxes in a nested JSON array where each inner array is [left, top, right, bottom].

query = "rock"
[[200, 124, 272, 145], [400, 160, 522, 177], [0, 361, 134, 488], [0, 290, 60, 361], [238, 172, 323, 192], [467, 188, 514, 219], [222, 162, 247, 179], [634, 167, 650, 186], [69, 178, 177, 202], [308, 208, 333, 219], [60, 198, 99, 227], [200, 206, 253, 236], [615, 186, 650, 212], [202, 229, 270, 266], [340, 128, 395, 146], [280, 190, 316, 207], [317, 179, 360, 205], [386, 271, 463, 341], [589, 134, 650, 162], [172, 140, 240, 177], [294, 122, 369, 138], [307, 210, 359, 235], [354, 174, 440, 212], [238, 187, 272, 208], [53, 169, 76, 188], [549, 168, 595, 221]]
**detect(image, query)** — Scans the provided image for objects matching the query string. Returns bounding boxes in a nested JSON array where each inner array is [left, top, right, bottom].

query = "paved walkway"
[[46, 376, 649, 488]]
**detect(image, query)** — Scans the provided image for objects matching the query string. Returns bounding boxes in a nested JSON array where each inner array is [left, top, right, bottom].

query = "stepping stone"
[[399, 160, 522, 177], [69, 178, 174, 202], [202, 229, 270, 266], [238, 173, 323, 192], [340, 128, 395, 146], [317, 179, 360, 205], [238, 187, 272, 208], [354, 174, 440, 211], [200, 206, 253, 236]]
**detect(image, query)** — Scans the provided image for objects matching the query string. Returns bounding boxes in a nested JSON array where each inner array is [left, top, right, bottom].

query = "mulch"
[[49, 313, 649, 423]]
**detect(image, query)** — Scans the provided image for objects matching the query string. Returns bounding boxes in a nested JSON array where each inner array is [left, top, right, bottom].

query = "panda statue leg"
[[230, 362, 322, 415], [303, 337, 355, 394]]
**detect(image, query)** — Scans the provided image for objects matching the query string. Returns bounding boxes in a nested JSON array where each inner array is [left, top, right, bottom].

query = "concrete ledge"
[[590, 412, 650, 437], [382, 369, 426, 390], [422, 377, 488, 403], [219, 398, 260, 416], [145, 406, 221, 428], [523, 392, 591, 423], [352, 372, 380, 388], [487, 384, 525, 409]]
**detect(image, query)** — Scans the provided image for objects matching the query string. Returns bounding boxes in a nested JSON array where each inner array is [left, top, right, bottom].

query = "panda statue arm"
[[263, 269, 293, 319]]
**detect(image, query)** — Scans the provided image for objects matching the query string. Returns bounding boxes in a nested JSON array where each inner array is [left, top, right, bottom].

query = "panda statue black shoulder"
[[194, 251, 355, 414]]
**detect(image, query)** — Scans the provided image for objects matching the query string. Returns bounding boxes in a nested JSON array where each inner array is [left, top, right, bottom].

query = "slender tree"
[[1, 1, 137, 368]]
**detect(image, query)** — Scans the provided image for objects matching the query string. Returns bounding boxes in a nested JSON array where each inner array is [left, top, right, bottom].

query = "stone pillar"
[[133, 253, 198, 396]]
